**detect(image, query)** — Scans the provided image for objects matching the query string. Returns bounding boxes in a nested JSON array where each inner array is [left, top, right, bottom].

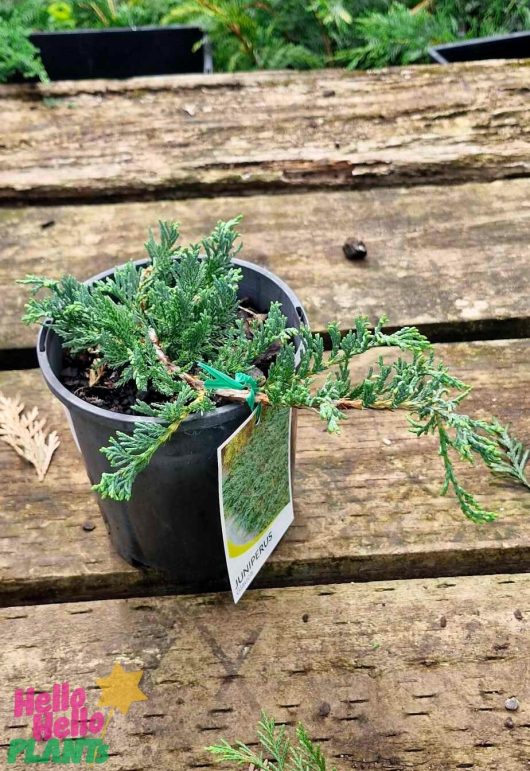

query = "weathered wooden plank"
[[2, 179, 529, 352], [2, 573, 530, 769], [0, 340, 528, 605], [0, 62, 529, 202]]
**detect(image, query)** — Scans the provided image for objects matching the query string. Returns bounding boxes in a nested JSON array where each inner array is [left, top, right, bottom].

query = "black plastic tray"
[[26, 25, 212, 81], [429, 31, 530, 64]]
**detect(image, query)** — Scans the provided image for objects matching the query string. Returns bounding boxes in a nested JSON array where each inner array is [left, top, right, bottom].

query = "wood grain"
[[2, 179, 529, 351], [2, 573, 530, 769], [0, 62, 529, 203], [0, 340, 528, 605]]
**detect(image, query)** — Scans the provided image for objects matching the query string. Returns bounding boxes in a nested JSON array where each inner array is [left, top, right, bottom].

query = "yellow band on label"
[[227, 523, 271, 559]]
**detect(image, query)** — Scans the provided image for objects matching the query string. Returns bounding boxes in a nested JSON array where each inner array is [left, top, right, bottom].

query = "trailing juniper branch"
[[93, 388, 214, 502], [20, 218, 529, 519]]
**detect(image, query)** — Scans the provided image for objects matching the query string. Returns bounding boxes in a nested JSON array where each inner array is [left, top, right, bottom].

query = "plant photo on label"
[[20, 217, 529, 535], [222, 406, 291, 539]]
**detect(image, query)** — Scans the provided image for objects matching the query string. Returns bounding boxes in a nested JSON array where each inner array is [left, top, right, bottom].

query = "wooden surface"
[[1, 62, 529, 203], [3, 573, 530, 770], [1, 339, 528, 606], [1, 62, 530, 769], [2, 179, 529, 351]]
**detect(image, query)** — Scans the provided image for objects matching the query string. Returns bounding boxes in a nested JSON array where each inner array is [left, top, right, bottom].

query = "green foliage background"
[[223, 406, 291, 536], [1, 0, 529, 81]]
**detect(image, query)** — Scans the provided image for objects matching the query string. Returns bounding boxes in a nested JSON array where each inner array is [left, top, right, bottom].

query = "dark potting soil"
[[61, 350, 149, 414], [59, 303, 279, 415]]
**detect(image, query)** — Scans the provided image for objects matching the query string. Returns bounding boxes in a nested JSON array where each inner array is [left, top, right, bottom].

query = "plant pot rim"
[[30, 25, 205, 36], [37, 257, 307, 429]]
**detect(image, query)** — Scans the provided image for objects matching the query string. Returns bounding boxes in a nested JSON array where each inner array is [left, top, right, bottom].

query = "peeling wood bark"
[[2, 179, 529, 351], [2, 573, 530, 769], [0, 62, 529, 203], [0, 340, 528, 605]]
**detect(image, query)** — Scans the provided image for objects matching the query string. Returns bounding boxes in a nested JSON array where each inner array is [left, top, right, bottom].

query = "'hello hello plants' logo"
[[7, 663, 147, 764]]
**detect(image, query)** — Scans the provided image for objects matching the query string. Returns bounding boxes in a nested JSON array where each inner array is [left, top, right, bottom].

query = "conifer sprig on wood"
[[20, 218, 529, 518], [207, 711, 334, 771]]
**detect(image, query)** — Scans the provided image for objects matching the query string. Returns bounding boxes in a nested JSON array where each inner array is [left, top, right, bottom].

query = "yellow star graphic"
[[96, 662, 147, 717]]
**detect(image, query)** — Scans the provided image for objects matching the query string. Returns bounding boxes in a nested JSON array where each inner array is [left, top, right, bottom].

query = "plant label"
[[217, 406, 294, 603]]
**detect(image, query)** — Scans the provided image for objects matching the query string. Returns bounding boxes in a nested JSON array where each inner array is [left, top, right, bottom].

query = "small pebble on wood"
[[505, 717, 515, 729], [82, 520, 96, 532], [505, 697, 519, 711], [514, 608, 523, 620], [302, 613, 310, 623], [318, 701, 331, 717], [343, 238, 367, 261]]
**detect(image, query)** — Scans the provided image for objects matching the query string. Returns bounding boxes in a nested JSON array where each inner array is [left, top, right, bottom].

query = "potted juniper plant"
[[21, 218, 529, 585]]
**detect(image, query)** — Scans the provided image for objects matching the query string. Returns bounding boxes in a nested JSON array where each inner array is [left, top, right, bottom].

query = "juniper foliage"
[[163, 0, 530, 72], [21, 218, 529, 522], [207, 711, 334, 771], [22, 218, 247, 389], [0, 15, 47, 82]]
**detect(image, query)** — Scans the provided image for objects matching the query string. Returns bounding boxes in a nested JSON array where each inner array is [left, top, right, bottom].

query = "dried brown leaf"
[[0, 393, 60, 481], [88, 364, 106, 387]]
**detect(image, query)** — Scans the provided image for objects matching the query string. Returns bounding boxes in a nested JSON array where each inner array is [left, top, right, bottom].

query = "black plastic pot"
[[37, 259, 307, 588], [429, 31, 530, 64], [26, 25, 212, 81]]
